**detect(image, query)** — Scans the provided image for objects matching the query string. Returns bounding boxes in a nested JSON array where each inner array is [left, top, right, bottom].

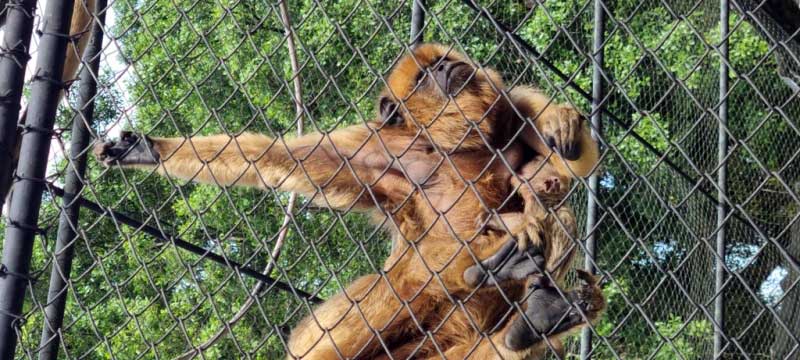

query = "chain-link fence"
[[1, 0, 799, 358]]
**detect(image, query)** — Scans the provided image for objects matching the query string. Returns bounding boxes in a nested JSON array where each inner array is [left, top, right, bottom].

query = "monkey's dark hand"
[[94, 131, 159, 166], [505, 270, 605, 351], [463, 238, 545, 288], [540, 105, 583, 161]]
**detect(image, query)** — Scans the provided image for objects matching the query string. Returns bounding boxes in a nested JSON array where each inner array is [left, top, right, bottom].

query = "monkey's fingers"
[[463, 239, 545, 288], [480, 238, 518, 270], [94, 131, 159, 167], [542, 105, 583, 161], [558, 107, 572, 160], [496, 253, 545, 281], [474, 213, 488, 231], [542, 116, 559, 156], [515, 228, 529, 251], [463, 240, 516, 287], [522, 221, 545, 251], [476, 212, 501, 232]]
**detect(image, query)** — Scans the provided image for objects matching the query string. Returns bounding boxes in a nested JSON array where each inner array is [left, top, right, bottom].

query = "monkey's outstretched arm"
[[94, 126, 397, 210]]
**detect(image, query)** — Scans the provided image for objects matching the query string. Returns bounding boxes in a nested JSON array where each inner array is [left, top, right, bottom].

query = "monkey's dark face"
[[377, 44, 506, 151], [418, 55, 473, 97]]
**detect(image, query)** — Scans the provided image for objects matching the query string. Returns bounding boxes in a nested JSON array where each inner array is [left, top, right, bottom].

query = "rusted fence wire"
[[1, 0, 799, 359]]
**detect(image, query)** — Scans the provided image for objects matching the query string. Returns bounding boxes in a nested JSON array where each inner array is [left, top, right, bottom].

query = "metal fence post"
[[0, 0, 76, 357], [714, 0, 729, 357], [0, 0, 38, 216], [581, 0, 606, 358], [37, 1, 106, 358], [410, 0, 425, 46]]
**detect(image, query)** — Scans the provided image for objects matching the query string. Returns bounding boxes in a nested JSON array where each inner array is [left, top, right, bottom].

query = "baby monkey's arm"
[[482, 211, 545, 252]]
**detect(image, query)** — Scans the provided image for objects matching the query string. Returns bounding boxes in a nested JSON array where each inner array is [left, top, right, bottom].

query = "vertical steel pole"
[[37, 1, 105, 358], [0, 0, 38, 216], [0, 0, 76, 357], [410, 0, 425, 46], [581, 0, 605, 358], [714, 0, 729, 358]]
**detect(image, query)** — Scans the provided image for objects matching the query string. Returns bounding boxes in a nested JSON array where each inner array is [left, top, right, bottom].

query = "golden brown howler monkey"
[[0, 0, 96, 210], [93, 44, 603, 359]]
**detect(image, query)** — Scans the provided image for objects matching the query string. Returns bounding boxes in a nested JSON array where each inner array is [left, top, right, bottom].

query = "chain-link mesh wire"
[[1, 0, 799, 358]]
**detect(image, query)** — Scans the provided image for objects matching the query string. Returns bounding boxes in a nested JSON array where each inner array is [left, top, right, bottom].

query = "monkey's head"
[[519, 155, 571, 200], [376, 44, 506, 151]]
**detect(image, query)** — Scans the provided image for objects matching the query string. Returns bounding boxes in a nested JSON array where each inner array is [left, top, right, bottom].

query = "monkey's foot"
[[463, 239, 545, 288], [505, 270, 605, 351], [94, 131, 159, 166]]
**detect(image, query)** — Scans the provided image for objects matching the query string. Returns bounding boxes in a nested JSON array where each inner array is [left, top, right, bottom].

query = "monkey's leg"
[[522, 219, 545, 252], [94, 127, 393, 210], [543, 206, 578, 282], [287, 274, 428, 360]]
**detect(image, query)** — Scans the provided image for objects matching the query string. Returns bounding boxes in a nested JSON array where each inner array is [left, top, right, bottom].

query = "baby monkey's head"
[[517, 155, 571, 202]]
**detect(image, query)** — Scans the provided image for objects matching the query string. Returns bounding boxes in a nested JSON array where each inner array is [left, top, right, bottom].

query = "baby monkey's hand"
[[478, 211, 546, 252]]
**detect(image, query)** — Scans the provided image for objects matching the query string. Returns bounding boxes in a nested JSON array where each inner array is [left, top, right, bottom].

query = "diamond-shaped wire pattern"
[[1, 0, 800, 358]]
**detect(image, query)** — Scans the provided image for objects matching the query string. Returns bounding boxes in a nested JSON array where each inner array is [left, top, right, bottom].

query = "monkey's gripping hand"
[[94, 131, 159, 166], [476, 212, 544, 253], [504, 270, 604, 350], [463, 238, 545, 288], [539, 105, 584, 161]]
